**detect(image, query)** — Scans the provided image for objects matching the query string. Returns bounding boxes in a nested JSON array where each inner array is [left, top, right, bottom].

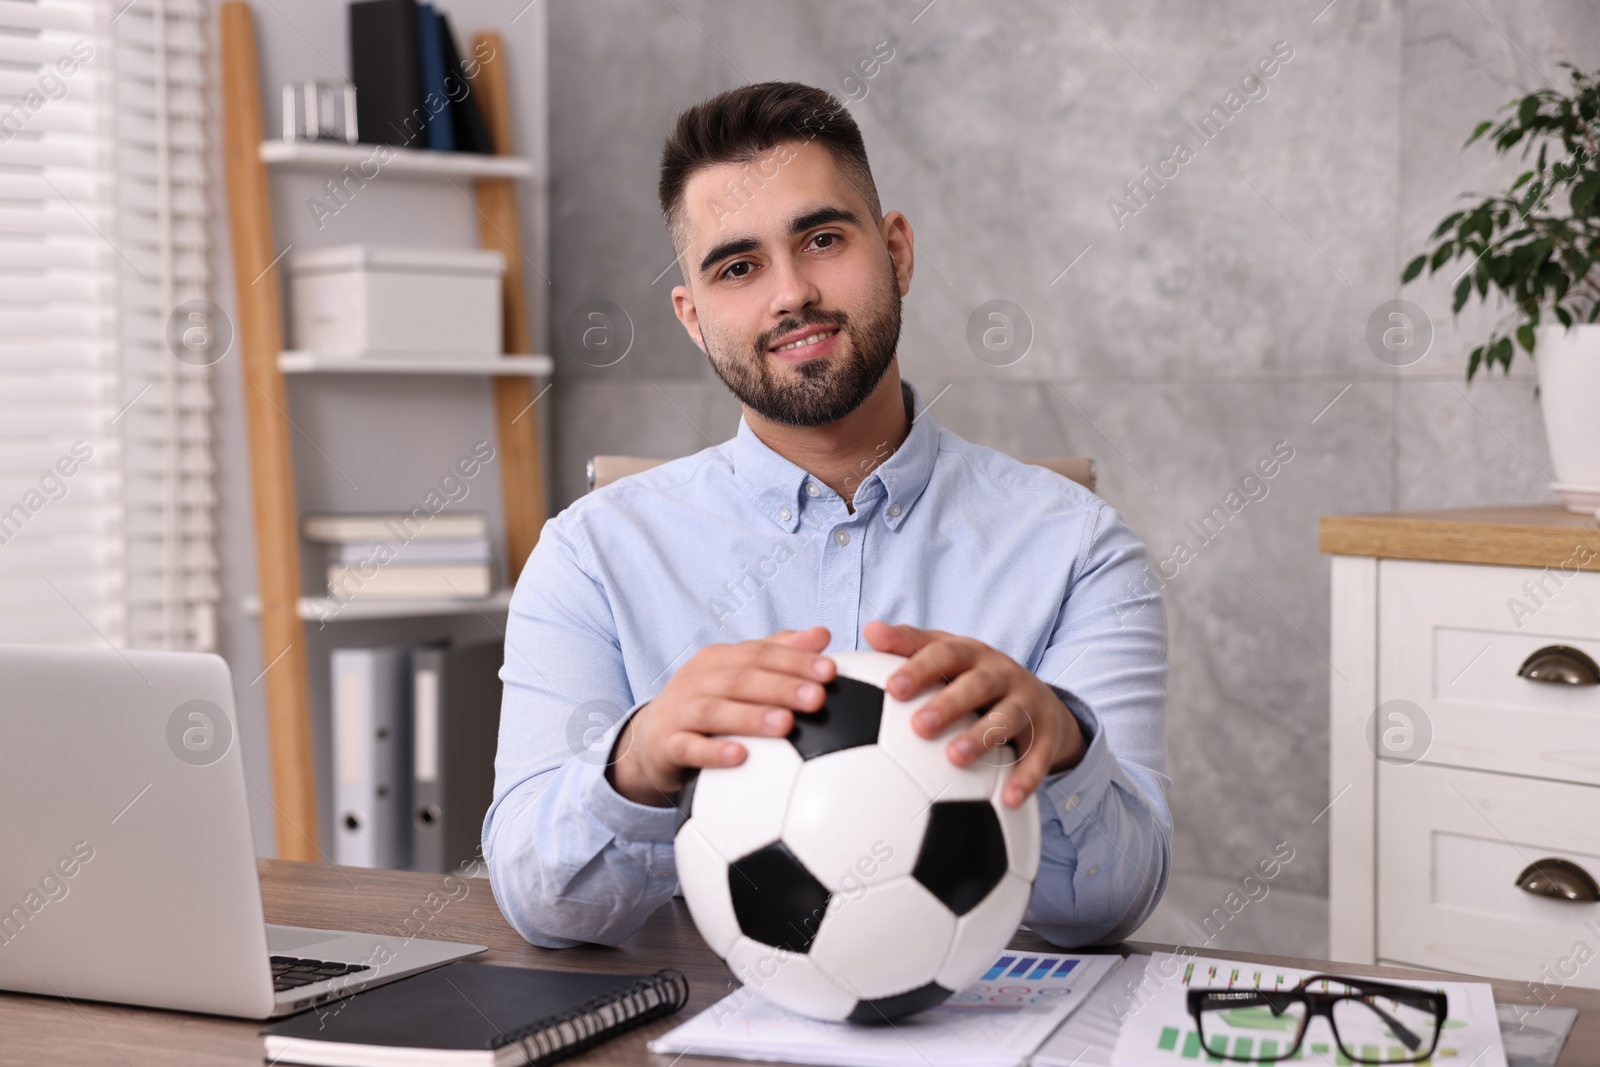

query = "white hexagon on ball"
[[783, 745, 926, 892], [687, 734, 802, 861], [809, 877, 955, 1001]]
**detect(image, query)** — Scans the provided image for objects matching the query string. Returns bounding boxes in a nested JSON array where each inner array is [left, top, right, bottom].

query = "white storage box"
[[288, 245, 505, 358]]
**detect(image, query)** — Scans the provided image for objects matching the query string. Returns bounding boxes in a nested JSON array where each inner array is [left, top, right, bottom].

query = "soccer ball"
[[674, 650, 1040, 1023]]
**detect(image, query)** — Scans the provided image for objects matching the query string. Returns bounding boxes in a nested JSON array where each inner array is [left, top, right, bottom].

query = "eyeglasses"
[[1187, 974, 1448, 1064]]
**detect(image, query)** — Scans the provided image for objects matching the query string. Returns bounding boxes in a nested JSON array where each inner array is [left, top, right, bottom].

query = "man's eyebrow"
[[697, 206, 864, 277], [788, 206, 860, 234], [699, 235, 760, 276]]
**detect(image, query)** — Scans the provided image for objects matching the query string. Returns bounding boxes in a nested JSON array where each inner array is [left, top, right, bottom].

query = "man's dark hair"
[[658, 81, 882, 254]]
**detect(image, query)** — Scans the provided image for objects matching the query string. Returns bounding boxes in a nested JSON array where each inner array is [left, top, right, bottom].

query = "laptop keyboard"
[[270, 954, 371, 993]]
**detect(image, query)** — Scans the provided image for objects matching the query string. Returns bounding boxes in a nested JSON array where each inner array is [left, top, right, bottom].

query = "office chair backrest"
[[587, 454, 1097, 494]]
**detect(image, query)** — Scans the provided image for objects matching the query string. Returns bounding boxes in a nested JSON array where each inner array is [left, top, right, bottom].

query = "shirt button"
[[806, 482, 821, 497], [778, 507, 791, 521], [1062, 792, 1080, 811], [1085, 865, 1100, 877], [888, 503, 902, 517], [834, 530, 850, 546]]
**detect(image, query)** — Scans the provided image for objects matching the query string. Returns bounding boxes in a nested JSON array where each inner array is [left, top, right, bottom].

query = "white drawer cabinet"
[[1377, 761, 1600, 982], [1324, 508, 1600, 987]]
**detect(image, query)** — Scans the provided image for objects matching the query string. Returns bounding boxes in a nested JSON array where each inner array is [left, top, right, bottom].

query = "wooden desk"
[[3, 859, 1597, 1065]]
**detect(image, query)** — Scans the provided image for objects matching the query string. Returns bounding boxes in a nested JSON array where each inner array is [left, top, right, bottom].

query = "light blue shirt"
[[485, 378, 1171, 949]]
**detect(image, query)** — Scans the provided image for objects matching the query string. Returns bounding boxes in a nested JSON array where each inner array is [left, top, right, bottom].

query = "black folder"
[[349, 0, 425, 147]]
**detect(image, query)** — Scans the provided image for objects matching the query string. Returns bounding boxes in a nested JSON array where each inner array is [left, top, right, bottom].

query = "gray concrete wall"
[[210, 0, 1600, 952]]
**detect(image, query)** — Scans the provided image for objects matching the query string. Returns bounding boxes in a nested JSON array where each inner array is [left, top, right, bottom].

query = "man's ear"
[[880, 210, 915, 297], [671, 280, 707, 353]]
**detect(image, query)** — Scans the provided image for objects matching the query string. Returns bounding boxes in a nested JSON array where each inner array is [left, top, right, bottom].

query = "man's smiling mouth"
[[770, 328, 839, 353]]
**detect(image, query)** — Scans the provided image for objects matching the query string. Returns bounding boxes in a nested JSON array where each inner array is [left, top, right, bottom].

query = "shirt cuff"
[[1038, 684, 1117, 837], [574, 701, 681, 845]]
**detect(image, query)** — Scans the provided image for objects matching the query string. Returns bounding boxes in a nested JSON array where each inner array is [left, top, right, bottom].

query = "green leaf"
[[1432, 211, 1465, 239], [1466, 120, 1494, 145], [1431, 244, 1455, 271], [1454, 274, 1473, 313], [1511, 171, 1535, 191], [1402, 254, 1427, 283], [1467, 345, 1483, 380], [1557, 305, 1573, 328], [1519, 95, 1541, 125], [1491, 336, 1514, 371], [1572, 178, 1600, 215], [1517, 323, 1536, 351]]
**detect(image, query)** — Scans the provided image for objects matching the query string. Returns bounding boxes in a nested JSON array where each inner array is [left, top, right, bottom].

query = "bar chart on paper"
[[1110, 953, 1506, 1067], [938, 954, 1088, 1011]]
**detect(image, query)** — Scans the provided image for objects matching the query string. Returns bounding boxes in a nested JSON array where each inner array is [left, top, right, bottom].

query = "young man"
[[486, 82, 1170, 949]]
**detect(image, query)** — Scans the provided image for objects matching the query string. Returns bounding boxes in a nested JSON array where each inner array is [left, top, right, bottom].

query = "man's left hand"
[[863, 620, 1087, 807]]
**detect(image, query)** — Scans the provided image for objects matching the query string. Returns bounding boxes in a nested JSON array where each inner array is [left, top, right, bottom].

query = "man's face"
[[670, 140, 912, 427]]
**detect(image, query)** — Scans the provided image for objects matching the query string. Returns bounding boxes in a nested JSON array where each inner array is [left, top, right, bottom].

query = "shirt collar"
[[729, 378, 939, 533]]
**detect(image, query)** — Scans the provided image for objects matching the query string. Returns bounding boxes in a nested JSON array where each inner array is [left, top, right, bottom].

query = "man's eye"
[[723, 261, 752, 279], [810, 233, 838, 250]]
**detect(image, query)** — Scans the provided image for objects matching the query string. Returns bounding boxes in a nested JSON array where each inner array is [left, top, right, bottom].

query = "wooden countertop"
[[1321, 505, 1600, 570], [3, 858, 1598, 1064]]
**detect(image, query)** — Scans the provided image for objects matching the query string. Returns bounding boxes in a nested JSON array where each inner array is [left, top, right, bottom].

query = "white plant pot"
[[1535, 323, 1600, 513]]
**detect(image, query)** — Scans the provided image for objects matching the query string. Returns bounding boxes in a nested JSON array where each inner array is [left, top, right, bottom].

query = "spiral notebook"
[[260, 962, 689, 1067]]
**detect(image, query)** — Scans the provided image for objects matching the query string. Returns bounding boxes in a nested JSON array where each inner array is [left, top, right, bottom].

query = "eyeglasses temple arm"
[[1361, 1001, 1424, 1052]]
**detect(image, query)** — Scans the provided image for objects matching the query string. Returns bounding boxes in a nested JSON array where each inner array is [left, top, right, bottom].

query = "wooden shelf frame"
[[222, 3, 547, 861]]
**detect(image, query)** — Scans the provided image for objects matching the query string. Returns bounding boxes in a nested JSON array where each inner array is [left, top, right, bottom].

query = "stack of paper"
[[1032, 955, 1152, 1067], [649, 952, 1119, 1067], [304, 513, 493, 599]]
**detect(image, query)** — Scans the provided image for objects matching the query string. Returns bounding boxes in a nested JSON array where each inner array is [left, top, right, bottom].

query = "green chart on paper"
[[1146, 961, 1464, 1065]]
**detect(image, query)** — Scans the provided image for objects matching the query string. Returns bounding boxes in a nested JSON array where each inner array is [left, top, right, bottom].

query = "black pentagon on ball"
[[728, 842, 832, 954], [912, 800, 1009, 916], [674, 769, 699, 834], [786, 673, 883, 760], [847, 981, 955, 1023]]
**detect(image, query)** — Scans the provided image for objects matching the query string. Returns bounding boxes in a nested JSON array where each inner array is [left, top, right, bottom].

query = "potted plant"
[[1404, 64, 1600, 513]]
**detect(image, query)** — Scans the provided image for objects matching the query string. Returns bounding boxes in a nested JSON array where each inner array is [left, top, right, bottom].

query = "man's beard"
[[702, 260, 902, 428]]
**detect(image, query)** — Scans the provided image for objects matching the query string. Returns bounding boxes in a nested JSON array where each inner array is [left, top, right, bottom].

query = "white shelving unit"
[[259, 139, 534, 179], [279, 351, 553, 376], [242, 588, 514, 621]]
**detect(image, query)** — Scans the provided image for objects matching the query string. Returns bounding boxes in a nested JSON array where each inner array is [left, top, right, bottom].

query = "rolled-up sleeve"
[[483, 518, 680, 948], [1024, 501, 1171, 946]]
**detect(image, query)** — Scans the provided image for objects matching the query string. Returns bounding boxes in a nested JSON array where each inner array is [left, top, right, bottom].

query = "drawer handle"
[[1517, 646, 1600, 686], [1516, 858, 1600, 902]]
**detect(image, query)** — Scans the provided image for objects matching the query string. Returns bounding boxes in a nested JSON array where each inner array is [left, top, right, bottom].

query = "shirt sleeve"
[[482, 516, 681, 948], [1022, 500, 1172, 946]]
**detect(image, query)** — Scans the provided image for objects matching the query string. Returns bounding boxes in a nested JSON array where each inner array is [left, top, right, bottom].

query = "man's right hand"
[[606, 626, 835, 808]]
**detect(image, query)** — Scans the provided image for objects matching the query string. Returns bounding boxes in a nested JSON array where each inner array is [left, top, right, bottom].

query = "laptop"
[[0, 643, 486, 1019]]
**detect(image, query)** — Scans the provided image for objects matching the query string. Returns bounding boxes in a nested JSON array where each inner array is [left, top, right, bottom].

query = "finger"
[[949, 699, 1035, 767], [998, 731, 1055, 807], [692, 698, 805, 739], [887, 635, 973, 700], [910, 666, 1010, 738], [863, 620, 920, 656], [747, 639, 836, 684], [705, 664, 829, 715], [665, 731, 748, 771], [771, 625, 831, 652]]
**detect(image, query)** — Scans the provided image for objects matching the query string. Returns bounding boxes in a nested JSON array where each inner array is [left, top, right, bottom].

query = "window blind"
[[0, 0, 217, 650]]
